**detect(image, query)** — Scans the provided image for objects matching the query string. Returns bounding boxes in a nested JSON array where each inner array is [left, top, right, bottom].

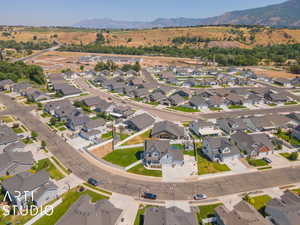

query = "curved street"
[[2, 93, 300, 200]]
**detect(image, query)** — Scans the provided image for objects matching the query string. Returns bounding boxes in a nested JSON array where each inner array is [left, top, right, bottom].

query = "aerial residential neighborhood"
[[1, 0, 300, 225]]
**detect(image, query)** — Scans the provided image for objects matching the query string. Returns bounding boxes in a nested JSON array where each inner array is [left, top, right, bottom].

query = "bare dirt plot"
[[251, 67, 298, 79], [90, 142, 113, 159]]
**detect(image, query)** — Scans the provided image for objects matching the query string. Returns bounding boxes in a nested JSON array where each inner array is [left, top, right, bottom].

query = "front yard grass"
[[102, 147, 144, 167], [285, 101, 298, 105], [228, 105, 247, 109], [32, 188, 108, 225], [122, 129, 151, 146], [21, 137, 34, 144], [128, 164, 162, 177], [0, 115, 14, 123], [248, 195, 272, 216], [134, 205, 157, 225], [33, 158, 65, 180], [83, 183, 112, 196], [51, 156, 71, 175], [209, 107, 223, 111], [246, 158, 268, 167], [197, 152, 230, 175], [12, 126, 24, 134], [169, 106, 199, 112], [101, 131, 113, 140], [276, 130, 300, 146], [197, 203, 223, 223], [280, 152, 299, 161]]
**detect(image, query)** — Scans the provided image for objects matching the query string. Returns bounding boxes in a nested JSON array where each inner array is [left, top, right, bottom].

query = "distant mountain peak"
[[74, 0, 300, 29]]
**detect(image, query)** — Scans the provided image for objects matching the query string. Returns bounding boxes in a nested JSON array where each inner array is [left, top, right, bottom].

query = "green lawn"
[[33, 158, 65, 180], [128, 164, 162, 177], [134, 205, 157, 225], [268, 103, 277, 107], [41, 112, 51, 118], [33, 189, 108, 225], [169, 106, 199, 112], [280, 152, 299, 161], [101, 131, 113, 140], [12, 126, 24, 134], [246, 158, 268, 167], [51, 157, 71, 175], [122, 129, 151, 146], [292, 188, 300, 195], [0, 115, 14, 123], [197, 152, 230, 175], [197, 203, 223, 223], [209, 107, 223, 111], [276, 131, 300, 146], [228, 105, 247, 109], [285, 101, 298, 105], [248, 195, 272, 216], [21, 137, 34, 144], [83, 183, 112, 196], [118, 132, 130, 141], [102, 147, 144, 167]]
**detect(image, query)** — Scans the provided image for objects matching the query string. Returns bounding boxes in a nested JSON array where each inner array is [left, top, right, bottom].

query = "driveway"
[[267, 154, 290, 168], [225, 159, 249, 173], [162, 156, 197, 182], [67, 136, 91, 150]]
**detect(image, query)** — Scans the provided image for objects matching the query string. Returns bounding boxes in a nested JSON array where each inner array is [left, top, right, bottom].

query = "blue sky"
[[0, 0, 286, 26]]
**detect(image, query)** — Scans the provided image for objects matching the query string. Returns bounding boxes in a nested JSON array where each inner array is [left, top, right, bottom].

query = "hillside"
[[75, 0, 300, 29]]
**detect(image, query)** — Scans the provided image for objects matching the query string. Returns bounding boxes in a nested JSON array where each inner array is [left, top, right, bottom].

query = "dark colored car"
[[87, 178, 99, 186], [263, 157, 272, 164], [142, 192, 157, 200]]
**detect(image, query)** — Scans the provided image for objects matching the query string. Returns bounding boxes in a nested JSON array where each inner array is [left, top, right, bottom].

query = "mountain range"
[[74, 0, 300, 29]]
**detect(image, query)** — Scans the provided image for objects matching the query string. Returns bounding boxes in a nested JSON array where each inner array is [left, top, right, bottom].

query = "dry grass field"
[[2, 26, 300, 49]]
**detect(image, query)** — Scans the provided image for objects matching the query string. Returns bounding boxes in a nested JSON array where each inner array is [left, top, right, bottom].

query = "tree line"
[[0, 61, 45, 85], [0, 40, 52, 51], [95, 60, 141, 72], [59, 43, 300, 66]]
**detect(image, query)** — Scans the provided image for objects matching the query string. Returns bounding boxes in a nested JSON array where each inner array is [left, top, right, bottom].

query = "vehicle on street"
[[263, 157, 272, 164], [142, 192, 157, 200], [87, 178, 99, 186], [193, 193, 207, 200]]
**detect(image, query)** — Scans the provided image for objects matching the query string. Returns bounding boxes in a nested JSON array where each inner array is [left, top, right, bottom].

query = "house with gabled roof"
[[151, 121, 185, 140], [125, 113, 155, 131]]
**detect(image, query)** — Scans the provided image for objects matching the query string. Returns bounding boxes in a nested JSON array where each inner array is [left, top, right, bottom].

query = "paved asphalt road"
[[3, 94, 300, 200], [11, 44, 61, 63]]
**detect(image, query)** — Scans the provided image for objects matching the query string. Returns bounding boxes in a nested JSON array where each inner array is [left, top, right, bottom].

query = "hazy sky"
[[0, 0, 286, 26]]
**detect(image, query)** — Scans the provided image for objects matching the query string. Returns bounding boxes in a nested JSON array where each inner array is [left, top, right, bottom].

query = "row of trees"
[[95, 60, 141, 72], [172, 36, 216, 44], [0, 40, 52, 51], [0, 61, 45, 84], [59, 43, 300, 66]]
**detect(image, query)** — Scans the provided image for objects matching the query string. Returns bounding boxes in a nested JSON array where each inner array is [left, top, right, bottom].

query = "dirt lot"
[[90, 142, 113, 159], [250, 67, 298, 79]]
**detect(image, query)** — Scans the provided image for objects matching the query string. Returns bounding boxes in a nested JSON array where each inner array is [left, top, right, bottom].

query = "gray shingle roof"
[[126, 113, 155, 130], [0, 125, 19, 145], [152, 121, 185, 139]]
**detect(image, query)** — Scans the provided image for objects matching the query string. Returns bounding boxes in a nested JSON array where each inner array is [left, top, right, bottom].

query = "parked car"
[[193, 194, 207, 200], [263, 157, 272, 164], [87, 178, 99, 186], [142, 192, 157, 200]]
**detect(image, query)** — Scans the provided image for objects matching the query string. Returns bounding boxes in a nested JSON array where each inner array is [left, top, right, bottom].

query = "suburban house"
[[125, 113, 155, 131], [79, 129, 102, 142], [246, 93, 264, 105], [148, 92, 166, 102], [66, 111, 90, 131], [225, 93, 245, 106], [291, 125, 300, 141], [53, 83, 81, 96], [0, 79, 14, 91], [11, 82, 31, 94], [23, 88, 49, 102], [207, 96, 226, 108], [151, 121, 185, 139], [111, 105, 134, 118], [168, 94, 186, 106], [264, 91, 290, 103], [56, 195, 123, 225], [82, 96, 104, 110], [0, 151, 34, 176], [202, 137, 240, 163], [231, 131, 274, 157], [2, 142, 26, 153], [82, 118, 106, 133], [273, 78, 292, 87], [144, 206, 198, 225], [2, 170, 58, 208], [189, 96, 208, 110], [215, 201, 273, 225], [95, 100, 115, 114], [190, 120, 221, 137], [217, 118, 248, 134], [0, 125, 19, 150], [265, 190, 300, 225], [143, 140, 184, 168], [44, 100, 73, 116]]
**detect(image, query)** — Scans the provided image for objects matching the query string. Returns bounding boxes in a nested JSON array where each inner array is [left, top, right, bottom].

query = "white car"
[[193, 194, 207, 200]]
